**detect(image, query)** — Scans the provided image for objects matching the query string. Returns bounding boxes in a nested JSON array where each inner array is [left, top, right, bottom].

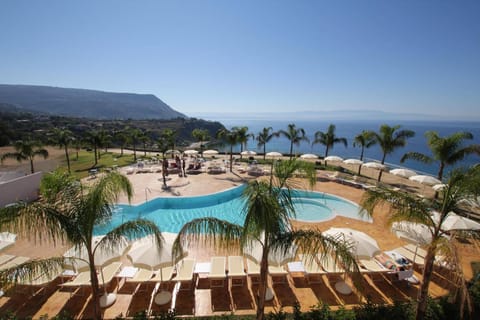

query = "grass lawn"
[[59, 150, 138, 179]]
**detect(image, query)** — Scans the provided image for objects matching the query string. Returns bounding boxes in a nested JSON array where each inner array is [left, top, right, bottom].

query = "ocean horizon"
[[200, 116, 480, 179]]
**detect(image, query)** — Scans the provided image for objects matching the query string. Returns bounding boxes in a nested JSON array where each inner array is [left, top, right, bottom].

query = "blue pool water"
[[94, 184, 369, 235]]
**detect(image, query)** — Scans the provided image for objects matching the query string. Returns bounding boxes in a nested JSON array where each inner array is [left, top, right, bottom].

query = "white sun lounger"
[[358, 258, 390, 281], [0, 254, 15, 266], [404, 244, 427, 258], [0, 256, 30, 271], [268, 264, 288, 283], [300, 254, 326, 284], [97, 261, 122, 287], [228, 256, 246, 287], [393, 247, 425, 266], [172, 258, 195, 290], [318, 254, 344, 281], [246, 258, 261, 284], [208, 256, 227, 288], [19, 264, 64, 296]]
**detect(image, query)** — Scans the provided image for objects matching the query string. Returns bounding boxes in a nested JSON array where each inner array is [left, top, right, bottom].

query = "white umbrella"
[[343, 159, 363, 165], [243, 235, 297, 267], [441, 212, 480, 231], [409, 175, 442, 186], [241, 150, 257, 156], [392, 221, 433, 245], [183, 150, 198, 155], [432, 183, 448, 191], [64, 236, 129, 269], [266, 152, 283, 158], [127, 233, 179, 269], [300, 153, 318, 159], [324, 155, 343, 162], [203, 149, 219, 156], [390, 168, 417, 178], [363, 162, 386, 170], [165, 149, 181, 155], [323, 227, 381, 259]]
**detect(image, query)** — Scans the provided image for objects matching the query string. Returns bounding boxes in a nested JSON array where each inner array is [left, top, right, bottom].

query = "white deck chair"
[[393, 247, 425, 266], [125, 265, 154, 292], [300, 254, 326, 284], [172, 258, 195, 290], [0, 232, 16, 251], [246, 258, 261, 284], [97, 261, 122, 287], [208, 256, 227, 288], [268, 264, 288, 283], [0, 254, 15, 266], [318, 254, 344, 281], [0, 256, 30, 271], [228, 256, 246, 287], [358, 258, 390, 281]]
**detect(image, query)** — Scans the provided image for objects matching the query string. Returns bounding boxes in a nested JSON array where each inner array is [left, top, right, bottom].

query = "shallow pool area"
[[94, 184, 370, 235]]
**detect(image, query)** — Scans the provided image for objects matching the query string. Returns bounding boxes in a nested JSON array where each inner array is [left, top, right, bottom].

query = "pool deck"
[[0, 161, 478, 318]]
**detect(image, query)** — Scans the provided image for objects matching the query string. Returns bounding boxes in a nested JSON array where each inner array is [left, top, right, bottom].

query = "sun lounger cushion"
[[173, 258, 195, 282], [126, 267, 153, 283], [0, 256, 30, 271], [98, 262, 122, 286], [228, 256, 246, 277], [318, 254, 344, 273], [209, 256, 226, 287], [0, 254, 15, 265]]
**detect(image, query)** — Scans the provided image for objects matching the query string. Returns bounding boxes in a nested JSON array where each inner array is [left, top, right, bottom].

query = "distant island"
[[0, 84, 185, 120]]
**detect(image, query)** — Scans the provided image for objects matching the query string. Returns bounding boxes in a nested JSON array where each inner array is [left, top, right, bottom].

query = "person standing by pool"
[[182, 157, 187, 177]]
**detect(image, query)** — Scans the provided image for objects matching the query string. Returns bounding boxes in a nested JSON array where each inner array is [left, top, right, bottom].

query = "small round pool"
[[94, 184, 369, 235]]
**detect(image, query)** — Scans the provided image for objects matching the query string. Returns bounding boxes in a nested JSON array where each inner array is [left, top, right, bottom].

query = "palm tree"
[[360, 166, 480, 320], [0, 171, 163, 320], [372, 124, 415, 181], [114, 129, 130, 157], [173, 159, 359, 320], [401, 131, 480, 181], [98, 129, 111, 156], [313, 124, 348, 164], [160, 128, 177, 159], [192, 128, 210, 157], [234, 126, 253, 158], [51, 128, 74, 173], [216, 128, 239, 172], [1, 139, 49, 174], [84, 130, 102, 166], [276, 124, 309, 159], [256, 127, 274, 160], [139, 130, 150, 156], [129, 128, 143, 162], [353, 130, 376, 162]]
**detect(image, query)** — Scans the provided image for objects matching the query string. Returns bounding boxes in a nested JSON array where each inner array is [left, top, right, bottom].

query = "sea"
[[202, 117, 480, 178]]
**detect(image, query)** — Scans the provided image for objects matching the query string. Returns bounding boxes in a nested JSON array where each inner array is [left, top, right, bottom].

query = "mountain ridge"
[[0, 84, 186, 120]]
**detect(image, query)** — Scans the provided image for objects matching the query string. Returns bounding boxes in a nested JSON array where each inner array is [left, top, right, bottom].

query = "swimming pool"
[[94, 184, 370, 235]]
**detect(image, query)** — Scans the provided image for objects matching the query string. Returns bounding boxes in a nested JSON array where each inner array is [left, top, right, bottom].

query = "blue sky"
[[1, 0, 479, 119]]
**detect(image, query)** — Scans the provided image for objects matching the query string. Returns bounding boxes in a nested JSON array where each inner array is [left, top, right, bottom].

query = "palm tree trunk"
[[133, 143, 137, 162], [438, 162, 445, 181], [88, 254, 102, 320], [263, 144, 266, 160], [29, 157, 35, 174], [360, 147, 365, 161], [64, 144, 71, 173], [256, 249, 269, 320], [120, 146, 124, 156], [229, 146, 233, 172], [94, 145, 98, 166], [416, 248, 436, 320], [144, 143, 147, 156], [289, 142, 293, 160]]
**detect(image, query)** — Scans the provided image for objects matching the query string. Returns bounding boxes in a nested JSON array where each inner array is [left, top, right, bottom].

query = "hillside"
[[0, 84, 186, 120]]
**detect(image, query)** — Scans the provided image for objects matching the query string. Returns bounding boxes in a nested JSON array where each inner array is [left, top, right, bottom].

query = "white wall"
[[0, 172, 43, 207]]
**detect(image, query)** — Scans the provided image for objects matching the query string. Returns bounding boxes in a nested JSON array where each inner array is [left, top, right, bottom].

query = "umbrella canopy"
[[241, 150, 257, 156], [392, 221, 433, 245], [441, 212, 480, 231], [127, 233, 181, 269], [363, 162, 386, 170], [243, 235, 297, 267], [324, 155, 343, 162], [323, 227, 381, 259], [64, 236, 129, 269], [203, 149, 219, 155], [409, 175, 442, 186], [389, 168, 417, 178], [183, 150, 198, 155], [432, 183, 448, 191], [343, 159, 363, 165], [165, 149, 181, 155], [300, 153, 319, 159], [266, 151, 283, 158]]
